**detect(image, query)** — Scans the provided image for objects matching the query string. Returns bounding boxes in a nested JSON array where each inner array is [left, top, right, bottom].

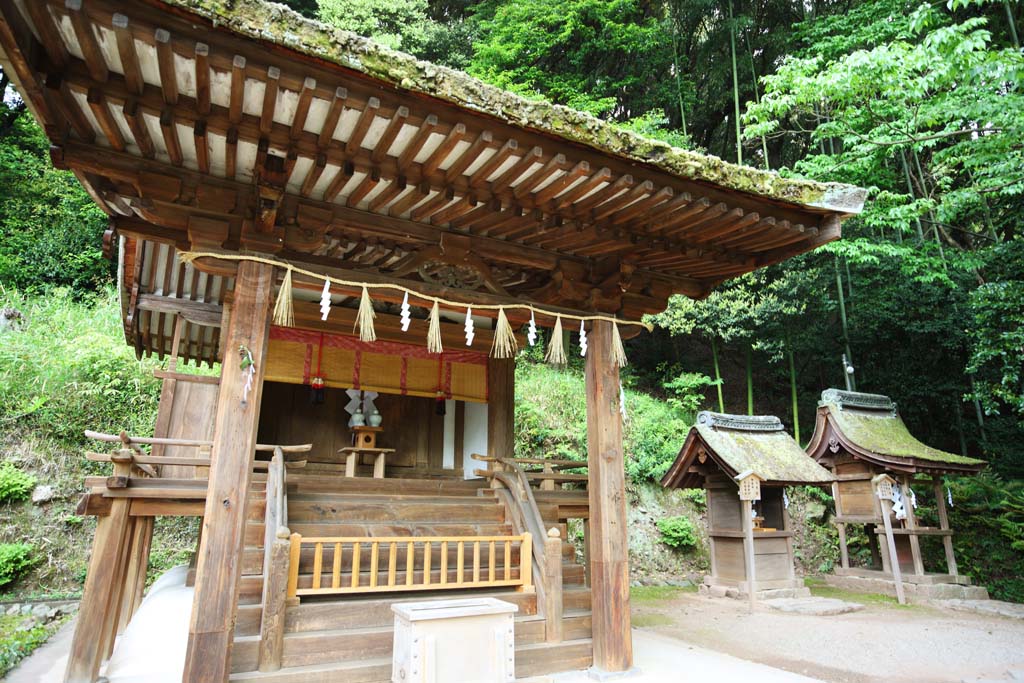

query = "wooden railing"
[[258, 448, 291, 673], [513, 456, 589, 491], [285, 533, 533, 599], [472, 453, 564, 643]]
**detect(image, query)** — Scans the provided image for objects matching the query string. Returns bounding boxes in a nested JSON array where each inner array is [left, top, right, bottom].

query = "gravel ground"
[[632, 588, 1024, 683]]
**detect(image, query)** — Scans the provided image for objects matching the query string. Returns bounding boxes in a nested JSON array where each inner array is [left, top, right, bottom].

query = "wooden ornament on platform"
[[351, 425, 383, 449]]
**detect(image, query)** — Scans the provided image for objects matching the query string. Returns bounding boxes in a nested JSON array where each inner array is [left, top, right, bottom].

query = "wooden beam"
[[137, 293, 223, 326], [160, 108, 183, 166], [183, 260, 275, 682], [154, 28, 178, 105], [317, 86, 347, 148], [65, 0, 108, 83], [229, 54, 245, 124], [24, 2, 67, 69], [585, 320, 632, 674], [195, 42, 211, 115], [111, 14, 143, 95], [344, 96, 379, 156], [260, 66, 280, 135], [289, 77, 316, 139], [86, 88, 125, 151], [487, 357, 515, 459]]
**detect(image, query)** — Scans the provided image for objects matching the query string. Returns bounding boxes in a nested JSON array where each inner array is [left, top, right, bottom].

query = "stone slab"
[[762, 597, 865, 616], [824, 574, 989, 602], [938, 599, 1024, 620]]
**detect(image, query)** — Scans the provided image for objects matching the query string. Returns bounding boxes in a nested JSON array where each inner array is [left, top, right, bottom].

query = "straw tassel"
[[354, 286, 376, 342], [610, 321, 628, 368], [491, 307, 518, 359], [272, 268, 294, 327], [427, 301, 443, 354], [545, 316, 567, 366]]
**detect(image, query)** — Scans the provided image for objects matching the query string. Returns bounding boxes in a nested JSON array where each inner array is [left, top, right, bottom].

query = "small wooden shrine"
[[806, 389, 987, 600], [662, 412, 834, 598]]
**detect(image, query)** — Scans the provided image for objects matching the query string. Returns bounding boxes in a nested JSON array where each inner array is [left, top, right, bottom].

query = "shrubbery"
[[0, 463, 35, 503], [0, 543, 34, 588], [656, 516, 698, 550]]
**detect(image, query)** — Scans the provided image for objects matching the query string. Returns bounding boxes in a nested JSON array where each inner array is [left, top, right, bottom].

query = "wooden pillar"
[[183, 261, 274, 683], [584, 320, 632, 673], [831, 471, 850, 570], [742, 499, 757, 612], [487, 357, 515, 458], [118, 515, 154, 633], [933, 479, 958, 576], [878, 494, 906, 604], [901, 477, 926, 576]]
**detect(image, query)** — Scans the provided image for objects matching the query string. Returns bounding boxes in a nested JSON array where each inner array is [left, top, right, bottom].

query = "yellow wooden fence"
[[286, 533, 533, 599]]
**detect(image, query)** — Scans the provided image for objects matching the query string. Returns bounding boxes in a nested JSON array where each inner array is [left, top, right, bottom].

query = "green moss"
[[828, 406, 985, 466], [166, 0, 865, 213], [631, 612, 675, 628], [630, 584, 697, 603], [694, 422, 835, 484]]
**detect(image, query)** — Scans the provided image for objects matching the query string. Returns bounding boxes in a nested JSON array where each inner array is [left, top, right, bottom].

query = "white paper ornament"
[[783, 491, 790, 509], [619, 383, 627, 419], [319, 279, 331, 321], [400, 291, 411, 332], [947, 486, 954, 508], [579, 320, 588, 357], [464, 307, 475, 346], [527, 309, 537, 346]]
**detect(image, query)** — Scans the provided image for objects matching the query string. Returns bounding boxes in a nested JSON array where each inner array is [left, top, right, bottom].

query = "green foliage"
[[514, 360, 692, 482], [679, 488, 706, 509], [0, 289, 162, 447], [655, 515, 698, 550], [0, 463, 35, 504], [0, 613, 67, 678], [662, 371, 717, 415], [0, 108, 109, 294], [0, 543, 34, 588]]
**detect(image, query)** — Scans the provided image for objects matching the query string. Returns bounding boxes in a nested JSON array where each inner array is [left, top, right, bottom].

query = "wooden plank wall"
[[153, 378, 219, 478], [256, 382, 450, 470]]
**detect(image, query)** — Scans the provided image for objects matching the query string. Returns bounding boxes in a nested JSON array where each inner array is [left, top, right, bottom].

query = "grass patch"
[[0, 612, 70, 677], [631, 612, 675, 628], [631, 584, 697, 604], [804, 576, 918, 608]]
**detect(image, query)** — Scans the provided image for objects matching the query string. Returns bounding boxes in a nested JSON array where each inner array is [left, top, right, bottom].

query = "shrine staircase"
[[229, 472, 592, 682]]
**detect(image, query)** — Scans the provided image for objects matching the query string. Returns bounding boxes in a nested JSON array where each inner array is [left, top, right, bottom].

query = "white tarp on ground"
[[102, 565, 193, 683]]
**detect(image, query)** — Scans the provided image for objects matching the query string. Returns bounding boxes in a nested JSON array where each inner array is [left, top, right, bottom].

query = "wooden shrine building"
[[806, 389, 987, 601], [662, 412, 834, 599], [0, 0, 865, 680]]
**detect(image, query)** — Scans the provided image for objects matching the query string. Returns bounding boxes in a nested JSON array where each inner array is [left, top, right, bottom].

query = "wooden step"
[[287, 498, 506, 523], [229, 657, 390, 682], [285, 477, 486, 497], [516, 638, 593, 678]]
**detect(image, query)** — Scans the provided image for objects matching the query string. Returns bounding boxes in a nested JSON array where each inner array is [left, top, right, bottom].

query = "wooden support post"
[[487, 357, 515, 459], [878, 495, 906, 605], [584, 320, 632, 674], [742, 499, 757, 612], [258, 534, 291, 672], [64, 499, 131, 682], [183, 261, 274, 683], [544, 528, 564, 644], [933, 480, 958, 576], [831, 473, 850, 570], [901, 477, 926, 576], [118, 516, 154, 634], [582, 519, 591, 587]]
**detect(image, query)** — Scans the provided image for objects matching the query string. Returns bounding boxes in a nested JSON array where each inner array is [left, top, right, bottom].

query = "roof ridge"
[[696, 411, 784, 432], [819, 388, 896, 414]]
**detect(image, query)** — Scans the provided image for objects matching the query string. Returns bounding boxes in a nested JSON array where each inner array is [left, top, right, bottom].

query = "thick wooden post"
[[183, 261, 274, 682], [543, 527, 564, 643], [878, 496, 906, 605], [742, 499, 757, 612], [64, 500, 131, 682], [258, 534, 291, 672], [584, 320, 632, 673], [900, 477, 925, 576], [487, 357, 515, 458], [933, 480, 958, 576]]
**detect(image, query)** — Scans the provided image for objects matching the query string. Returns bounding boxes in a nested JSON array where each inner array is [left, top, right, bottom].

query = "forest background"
[[0, 0, 1022, 652]]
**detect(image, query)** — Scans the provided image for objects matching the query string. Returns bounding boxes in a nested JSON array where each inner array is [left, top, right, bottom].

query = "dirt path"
[[631, 587, 1024, 683]]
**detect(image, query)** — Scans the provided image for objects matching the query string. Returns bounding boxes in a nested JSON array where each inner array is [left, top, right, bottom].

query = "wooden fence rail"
[[286, 533, 533, 599]]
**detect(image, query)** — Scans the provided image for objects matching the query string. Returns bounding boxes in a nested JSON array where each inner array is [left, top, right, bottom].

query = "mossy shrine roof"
[[806, 389, 986, 474], [661, 412, 835, 489], [0, 0, 866, 367]]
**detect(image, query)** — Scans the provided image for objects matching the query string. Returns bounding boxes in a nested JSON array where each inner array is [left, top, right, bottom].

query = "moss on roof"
[[826, 405, 985, 466], [164, 0, 866, 213], [694, 412, 834, 484]]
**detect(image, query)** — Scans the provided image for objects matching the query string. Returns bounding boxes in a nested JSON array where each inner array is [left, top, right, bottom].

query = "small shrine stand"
[[340, 425, 394, 478], [662, 412, 835, 600], [806, 389, 988, 600]]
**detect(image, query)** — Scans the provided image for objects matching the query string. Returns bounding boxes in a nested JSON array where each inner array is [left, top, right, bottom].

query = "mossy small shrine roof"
[[0, 0, 865, 366], [806, 389, 986, 475], [662, 411, 834, 489]]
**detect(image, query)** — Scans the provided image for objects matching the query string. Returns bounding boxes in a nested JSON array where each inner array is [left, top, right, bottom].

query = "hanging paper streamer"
[[239, 345, 255, 405], [619, 382, 627, 419], [491, 308, 518, 359], [545, 316, 567, 366], [579, 320, 588, 357], [947, 486, 953, 508], [464, 307, 475, 346], [783, 490, 790, 509], [427, 301, 443, 354], [272, 269, 294, 327], [355, 286, 377, 342], [610, 321, 628, 368], [400, 292, 411, 332], [527, 309, 537, 347], [891, 487, 906, 521], [319, 279, 331, 321], [908, 487, 917, 509]]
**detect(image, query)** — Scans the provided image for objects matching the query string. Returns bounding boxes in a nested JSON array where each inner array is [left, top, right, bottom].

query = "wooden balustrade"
[[286, 533, 533, 599], [258, 448, 291, 673]]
